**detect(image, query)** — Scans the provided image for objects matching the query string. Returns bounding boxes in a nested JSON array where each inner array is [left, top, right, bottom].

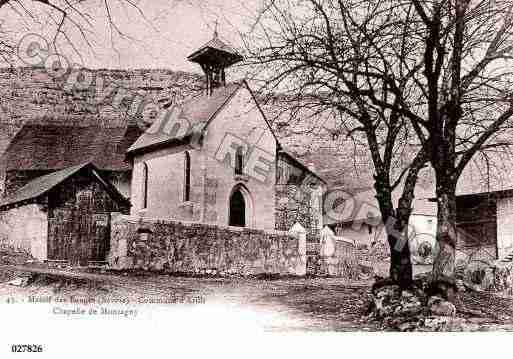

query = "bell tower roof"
[[187, 30, 243, 95], [187, 32, 243, 68]]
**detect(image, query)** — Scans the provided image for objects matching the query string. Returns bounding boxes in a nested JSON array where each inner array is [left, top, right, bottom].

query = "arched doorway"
[[229, 189, 246, 227]]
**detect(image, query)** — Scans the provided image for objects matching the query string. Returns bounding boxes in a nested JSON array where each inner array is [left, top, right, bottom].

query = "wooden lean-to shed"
[[0, 162, 130, 265]]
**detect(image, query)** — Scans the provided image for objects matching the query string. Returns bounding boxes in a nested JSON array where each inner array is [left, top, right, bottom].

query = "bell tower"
[[187, 28, 243, 95]]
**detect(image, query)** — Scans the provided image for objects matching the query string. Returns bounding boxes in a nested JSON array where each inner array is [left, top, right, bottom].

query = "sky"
[[1, 0, 261, 73]]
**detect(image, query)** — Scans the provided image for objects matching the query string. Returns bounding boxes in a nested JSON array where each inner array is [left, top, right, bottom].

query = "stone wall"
[[109, 214, 306, 276], [455, 244, 497, 265], [320, 238, 359, 278], [275, 155, 324, 242], [316, 227, 359, 278], [0, 203, 48, 260]]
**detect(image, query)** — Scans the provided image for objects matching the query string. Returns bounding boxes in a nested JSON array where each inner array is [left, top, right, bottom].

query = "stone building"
[[432, 154, 513, 264], [126, 32, 326, 238], [324, 151, 513, 266], [0, 163, 129, 263]]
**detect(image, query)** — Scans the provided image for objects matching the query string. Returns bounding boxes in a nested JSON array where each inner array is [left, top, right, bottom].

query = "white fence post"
[[289, 222, 307, 276], [320, 226, 337, 275]]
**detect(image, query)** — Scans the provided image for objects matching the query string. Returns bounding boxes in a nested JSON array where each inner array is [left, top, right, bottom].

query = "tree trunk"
[[374, 179, 414, 288], [389, 233, 413, 288], [432, 185, 458, 281]]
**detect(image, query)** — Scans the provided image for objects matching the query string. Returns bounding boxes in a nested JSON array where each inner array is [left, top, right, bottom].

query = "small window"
[[235, 146, 244, 175], [184, 151, 191, 202], [142, 162, 149, 209]]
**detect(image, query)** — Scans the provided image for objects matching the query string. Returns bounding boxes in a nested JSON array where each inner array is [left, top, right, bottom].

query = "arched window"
[[229, 189, 246, 227], [142, 162, 149, 209], [235, 146, 244, 175], [184, 151, 191, 202]]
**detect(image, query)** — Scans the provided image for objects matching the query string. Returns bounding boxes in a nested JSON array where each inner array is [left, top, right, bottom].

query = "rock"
[[421, 317, 476, 331], [462, 261, 496, 291], [369, 283, 427, 320], [428, 296, 456, 317], [498, 314, 511, 321], [374, 284, 401, 297], [422, 316, 450, 331], [456, 279, 466, 292], [467, 317, 491, 324], [7, 278, 25, 286], [401, 290, 414, 298], [8, 274, 33, 287], [371, 284, 401, 318], [397, 290, 423, 316], [426, 277, 458, 301]]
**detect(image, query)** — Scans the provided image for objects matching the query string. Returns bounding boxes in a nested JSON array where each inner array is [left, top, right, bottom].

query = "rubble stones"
[[457, 260, 513, 293], [370, 284, 425, 320], [7, 273, 34, 287], [428, 296, 456, 317], [368, 277, 465, 331]]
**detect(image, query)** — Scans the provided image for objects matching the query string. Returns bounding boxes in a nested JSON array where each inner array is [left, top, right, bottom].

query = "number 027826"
[[11, 345, 43, 353]]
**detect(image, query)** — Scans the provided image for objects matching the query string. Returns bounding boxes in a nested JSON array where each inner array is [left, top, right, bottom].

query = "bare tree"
[[395, 0, 513, 281], [243, 0, 513, 286], [0, 0, 151, 64], [243, 0, 430, 288]]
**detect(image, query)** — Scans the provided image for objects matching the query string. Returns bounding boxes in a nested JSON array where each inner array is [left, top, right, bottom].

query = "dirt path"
[[0, 271, 378, 331], [2, 270, 513, 331]]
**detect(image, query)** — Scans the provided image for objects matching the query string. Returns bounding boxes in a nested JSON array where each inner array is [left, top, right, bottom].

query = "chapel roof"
[[127, 82, 243, 155], [126, 80, 326, 183]]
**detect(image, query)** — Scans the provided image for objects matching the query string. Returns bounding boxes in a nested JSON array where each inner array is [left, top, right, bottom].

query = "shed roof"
[[455, 149, 513, 196], [0, 162, 129, 209]]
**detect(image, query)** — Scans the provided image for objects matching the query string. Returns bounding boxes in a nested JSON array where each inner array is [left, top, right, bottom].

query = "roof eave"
[[187, 46, 243, 65], [126, 134, 195, 158], [278, 150, 327, 185]]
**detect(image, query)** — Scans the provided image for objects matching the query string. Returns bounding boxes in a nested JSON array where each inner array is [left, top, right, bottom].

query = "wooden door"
[[47, 187, 111, 265]]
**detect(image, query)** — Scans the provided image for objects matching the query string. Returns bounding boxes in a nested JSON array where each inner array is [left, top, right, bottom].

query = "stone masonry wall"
[[321, 239, 359, 278], [316, 227, 360, 278], [0, 203, 48, 260], [109, 214, 306, 276], [275, 156, 323, 242]]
